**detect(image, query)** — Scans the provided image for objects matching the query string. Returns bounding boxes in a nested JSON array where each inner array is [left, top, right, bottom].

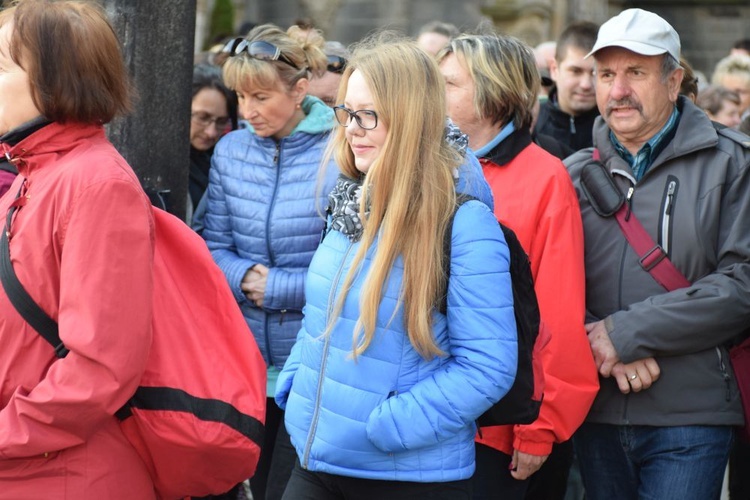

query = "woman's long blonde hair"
[[327, 35, 461, 359]]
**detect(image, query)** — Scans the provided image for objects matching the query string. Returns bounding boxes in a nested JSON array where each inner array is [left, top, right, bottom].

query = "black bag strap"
[[0, 184, 68, 358], [439, 194, 476, 314]]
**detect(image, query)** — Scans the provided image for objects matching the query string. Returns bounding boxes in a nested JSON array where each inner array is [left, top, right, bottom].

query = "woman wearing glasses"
[[202, 23, 338, 500], [274, 35, 518, 499], [187, 63, 237, 228]]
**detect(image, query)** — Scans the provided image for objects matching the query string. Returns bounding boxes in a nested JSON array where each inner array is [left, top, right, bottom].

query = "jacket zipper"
[[264, 142, 282, 366], [618, 185, 635, 422], [302, 241, 354, 469], [716, 347, 732, 402], [569, 115, 576, 135], [266, 142, 281, 265], [660, 180, 677, 255], [624, 186, 634, 220]]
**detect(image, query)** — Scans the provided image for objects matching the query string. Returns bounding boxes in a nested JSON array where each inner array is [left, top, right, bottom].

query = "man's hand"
[[510, 450, 548, 480], [611, 357, 661, 394], [241, 264, 269, 307], [586, 320, 620, 377]]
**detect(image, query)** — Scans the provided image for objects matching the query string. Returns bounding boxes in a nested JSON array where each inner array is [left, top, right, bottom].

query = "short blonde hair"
[[438, 34, 539, 129], [712, 54, 750, 86], [222, 23, 327, 93]]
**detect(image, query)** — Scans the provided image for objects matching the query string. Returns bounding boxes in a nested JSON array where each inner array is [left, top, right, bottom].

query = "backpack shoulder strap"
[[0, 185, 68, 358], [439, 194, 477, 314]]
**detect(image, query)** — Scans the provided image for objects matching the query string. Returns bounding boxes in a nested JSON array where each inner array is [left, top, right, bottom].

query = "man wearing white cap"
[[565, 8, 750, 500]]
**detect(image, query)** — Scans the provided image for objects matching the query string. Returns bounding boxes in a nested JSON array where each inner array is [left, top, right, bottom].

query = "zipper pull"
[[273, 144, 280, 164], [665, 181, 676, 215], [1, 142, 12, 162], [279, 309, 287, 325], [624, 187, 634, 221], [569, 116, 576, 134]]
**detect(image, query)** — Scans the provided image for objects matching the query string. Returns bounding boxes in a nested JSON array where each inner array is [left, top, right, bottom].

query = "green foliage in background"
[[206, 0, 235, 50]]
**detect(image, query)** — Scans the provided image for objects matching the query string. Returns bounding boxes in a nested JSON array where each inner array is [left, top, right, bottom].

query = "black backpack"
[[441, 195, 545, 427]]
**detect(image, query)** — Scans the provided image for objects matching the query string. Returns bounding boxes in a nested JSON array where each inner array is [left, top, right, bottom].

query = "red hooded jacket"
[[0, 122, 156, 499]]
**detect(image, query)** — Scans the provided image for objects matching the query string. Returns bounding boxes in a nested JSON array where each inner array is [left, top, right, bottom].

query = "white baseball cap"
[[586, 8, 680, 61]]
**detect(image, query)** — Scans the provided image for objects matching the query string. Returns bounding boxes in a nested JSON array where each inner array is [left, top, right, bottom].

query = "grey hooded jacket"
[[565, 97, 749, 426]]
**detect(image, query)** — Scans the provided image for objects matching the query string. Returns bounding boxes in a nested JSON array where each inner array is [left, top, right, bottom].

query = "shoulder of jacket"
[[715, 126, 750, 150], [452, 200, 501, 246], [563, 147, 595, 169]]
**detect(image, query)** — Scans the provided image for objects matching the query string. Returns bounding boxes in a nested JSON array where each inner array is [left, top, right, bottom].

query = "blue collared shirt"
[[610, 106, 680, 181]]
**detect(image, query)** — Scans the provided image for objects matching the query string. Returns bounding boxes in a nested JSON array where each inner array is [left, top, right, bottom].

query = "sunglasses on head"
[[222, 38, 300, 70], [326, 55, 347, 74]]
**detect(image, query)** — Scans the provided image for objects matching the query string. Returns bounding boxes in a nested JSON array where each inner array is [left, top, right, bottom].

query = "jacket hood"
[[293, 95, 335, 135]]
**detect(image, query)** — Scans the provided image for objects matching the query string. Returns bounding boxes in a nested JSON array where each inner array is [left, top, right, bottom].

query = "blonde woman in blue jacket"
[[275, 35, 518, 499], [203, 24, 338, 500]]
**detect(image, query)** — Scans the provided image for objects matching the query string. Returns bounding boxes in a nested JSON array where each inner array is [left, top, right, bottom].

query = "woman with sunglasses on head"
[[202, 23, 339, 500], [187, 63, 237, 229], [274, 34, 518, 500]]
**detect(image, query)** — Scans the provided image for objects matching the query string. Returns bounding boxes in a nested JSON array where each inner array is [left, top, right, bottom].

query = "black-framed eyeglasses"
[[191, 112, 231, 130], [222, 38, 299, 70], [333, 105, 378, 130], [326, 55, 347, 74]]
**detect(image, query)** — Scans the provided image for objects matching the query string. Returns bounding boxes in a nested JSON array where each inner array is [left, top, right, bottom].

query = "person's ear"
[[668, 67, 684, 102], [291, 78, 309, 106], [549, 58, 560, 82]]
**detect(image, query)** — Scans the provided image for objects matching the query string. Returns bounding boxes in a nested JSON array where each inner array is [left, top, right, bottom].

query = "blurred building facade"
[[196, 0, 750, 79]]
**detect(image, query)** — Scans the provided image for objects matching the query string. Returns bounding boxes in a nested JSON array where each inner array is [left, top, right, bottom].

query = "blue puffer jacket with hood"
[[275, 198, 518, 482], [203, 96, 338, 368]]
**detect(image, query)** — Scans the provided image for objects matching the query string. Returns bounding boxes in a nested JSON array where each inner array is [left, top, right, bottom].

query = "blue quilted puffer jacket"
[[275, 199, 518, 482], [203, 96, 338, 368]]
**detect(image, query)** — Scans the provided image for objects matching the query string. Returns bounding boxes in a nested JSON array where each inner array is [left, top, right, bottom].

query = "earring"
[[296, 102, 301, 109]]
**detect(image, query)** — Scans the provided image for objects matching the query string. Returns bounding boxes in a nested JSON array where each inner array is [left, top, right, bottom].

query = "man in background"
[[416, 20, 458, 55], [534, 21, 600, 153]]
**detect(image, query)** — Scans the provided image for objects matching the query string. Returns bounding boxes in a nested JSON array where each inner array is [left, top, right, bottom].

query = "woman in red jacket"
[[0, 1, 155, 498], [438, 34, 600, 500]]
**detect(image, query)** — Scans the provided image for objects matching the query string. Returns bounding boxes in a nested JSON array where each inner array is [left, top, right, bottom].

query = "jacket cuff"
[[606, 312, 643, 363], [512, 433, 554, 456], [225, 259, 255, 304], [264, 268, 305, 311]]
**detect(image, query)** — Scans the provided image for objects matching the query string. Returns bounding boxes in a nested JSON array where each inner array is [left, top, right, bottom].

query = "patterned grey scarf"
[[327, 174, 368, 242]]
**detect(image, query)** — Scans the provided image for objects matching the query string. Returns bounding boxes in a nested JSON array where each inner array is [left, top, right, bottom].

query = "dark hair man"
[[534, 21, 600, 153]]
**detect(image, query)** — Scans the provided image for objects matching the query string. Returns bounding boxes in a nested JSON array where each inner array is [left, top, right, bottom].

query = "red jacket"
[[0, 122, 156, 499], [476, 129, 598, 457]]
